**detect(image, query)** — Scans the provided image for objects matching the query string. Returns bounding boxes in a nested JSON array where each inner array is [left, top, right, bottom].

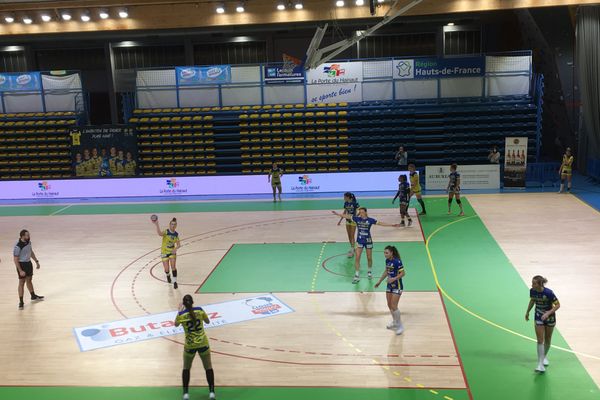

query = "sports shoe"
[[407, 219, 413, 227], [18, 302, 24, 310], [167, 275, 172, 283], [458, 212, 465, 216], [400, 221, 405, 227], [395, 326, 404, 335], [367, 271, 373, 279], [535, 365, 545, 373], [386, 322, 397, 330], [352, 276, 360, 284], [419, 211, 426, 215], [182, 394, 189, 400], [347, 249, 354, 258], [174, 282, 178, 289], [543, 357, 549, 366], [209, 392, 216, 399], [31, 294, 44, 301]]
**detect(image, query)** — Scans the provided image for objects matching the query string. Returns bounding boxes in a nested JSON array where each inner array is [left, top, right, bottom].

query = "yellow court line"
[[424, 215, 600, 361]]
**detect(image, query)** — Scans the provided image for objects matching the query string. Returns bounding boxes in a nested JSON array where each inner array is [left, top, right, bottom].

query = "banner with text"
[[69, 126, 138, 178], [0, 171, 410, 200], [425, 164, 500, 190], [503, 137, 528, 188], [394, 57, 485, 80], [176, 65, 231, 86], [0, 72, 42, 92], [264, 64, 305, 84], [73, 294, 294, 351], [306, 62, 363, 85]]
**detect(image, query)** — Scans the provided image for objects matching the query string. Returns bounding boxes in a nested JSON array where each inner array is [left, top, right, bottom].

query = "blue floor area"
[[571, 174, 600, 212]]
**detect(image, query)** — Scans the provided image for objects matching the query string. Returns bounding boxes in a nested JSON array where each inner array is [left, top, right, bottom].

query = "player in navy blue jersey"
[[447, 164, 464, 216], [525, 275, 560, 373], [374, 245, 406, 335], [336, 192, 360, 257], [332, 207, 400, 284], [392, 174, 412, 227]]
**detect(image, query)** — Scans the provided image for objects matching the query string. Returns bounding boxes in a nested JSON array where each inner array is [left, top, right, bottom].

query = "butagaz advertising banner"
[[73, 294, 294, 351], [394, 57, 485, 80], [0, 72, 42, 92], [503, 137, 528, 188], [70, 126, 138, 178], [176, 65, 231, 85], [425, 165, 501, 190], [263, 64, 305, 84], [306, 62, 363, 85]]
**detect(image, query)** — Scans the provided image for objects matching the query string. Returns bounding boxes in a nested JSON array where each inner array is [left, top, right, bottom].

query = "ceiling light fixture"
[[277, 2, 285, 10], [118, 8, 128, 18], [236, 2, 245, 12], [4, 14, 15, 23], [336, 0, 345, 7], [23, 16, 33, 24], [61, 11, 72, 21], [99, 9, 109, 19], [295, 1, 303, 9], [356, 0, 364, 5], [81, 11, 91, 22], [41, 13, 52, 22]]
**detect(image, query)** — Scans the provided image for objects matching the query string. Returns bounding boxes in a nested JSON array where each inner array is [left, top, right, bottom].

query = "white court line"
[[49, 204, 73, 216]]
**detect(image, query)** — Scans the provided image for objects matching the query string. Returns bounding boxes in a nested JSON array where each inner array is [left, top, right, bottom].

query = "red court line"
[[195, 244, 234, 293], [417, 212, 474, 400], [148, 249, 229, 285]]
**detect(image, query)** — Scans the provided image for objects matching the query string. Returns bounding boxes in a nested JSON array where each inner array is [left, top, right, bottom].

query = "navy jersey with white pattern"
[[352, 216, 377, 244], [530, 288, 558, 315], [448, 171, 460, 189], [386, 258, 404, 291], [344, 200, 360, 216], [398, 182, 411, 203]]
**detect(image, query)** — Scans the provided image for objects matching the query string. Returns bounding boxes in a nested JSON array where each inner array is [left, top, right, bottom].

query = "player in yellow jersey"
[[558, 147, 574, 193], [152, 216, 181, 289], [175, 294, 215, 400], [268, 162, 283, 202], [408, 164, 426, 215]]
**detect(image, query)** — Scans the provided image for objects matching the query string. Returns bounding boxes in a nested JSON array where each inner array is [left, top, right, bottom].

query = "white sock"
[[368, 268, 372, 274], [393, 309, 403, 328], [354, 272, 359, 277], [537, 343, 545, 366], [173, 276, 177, 283]]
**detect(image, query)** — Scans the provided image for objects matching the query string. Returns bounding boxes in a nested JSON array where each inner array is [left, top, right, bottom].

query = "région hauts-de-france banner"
[[394, 57, 485, 80]]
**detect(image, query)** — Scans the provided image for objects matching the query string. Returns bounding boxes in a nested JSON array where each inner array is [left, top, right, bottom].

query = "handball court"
[[0, 193, 599, 400]]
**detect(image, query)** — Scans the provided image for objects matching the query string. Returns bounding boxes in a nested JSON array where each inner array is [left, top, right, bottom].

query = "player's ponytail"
[[385, 245, 400, 259], [532, 275, 547, 286], [183, 294, 196, 322], [171, 217, 177, 223]]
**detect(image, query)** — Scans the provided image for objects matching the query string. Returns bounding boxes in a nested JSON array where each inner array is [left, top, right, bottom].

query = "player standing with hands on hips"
[[13, 229, 44, 309]]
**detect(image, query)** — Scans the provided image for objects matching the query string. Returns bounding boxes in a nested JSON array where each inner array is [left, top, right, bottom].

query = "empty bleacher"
[[128, 95, 539, 176], [0, 112, 78, 180]]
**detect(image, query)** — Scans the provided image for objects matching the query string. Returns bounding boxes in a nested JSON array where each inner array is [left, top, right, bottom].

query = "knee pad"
[[456, 199, 462, 205], [448, 198, 452, 205]]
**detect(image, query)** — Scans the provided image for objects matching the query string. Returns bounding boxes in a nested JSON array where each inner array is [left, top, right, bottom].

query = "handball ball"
[[150, 214, 158, 222]]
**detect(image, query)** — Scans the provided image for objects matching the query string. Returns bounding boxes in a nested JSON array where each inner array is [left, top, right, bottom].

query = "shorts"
[[399, 200, 409, 207], [271, 182, 282, 188], [183, 346, 210, 368], [356, 242, 373, 249], [412, 189, 421, 196], [161, 253, 176, 260], [17, 261, 33, 278], [386, 285, 403, 295], [346, 220, 357, 227], [448, 186, 460, 194], [561, 169, 572, 176], [535, 314, 556, 327]]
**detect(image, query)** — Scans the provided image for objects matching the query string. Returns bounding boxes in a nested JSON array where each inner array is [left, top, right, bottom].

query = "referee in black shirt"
[[13, 229, 44, 309]]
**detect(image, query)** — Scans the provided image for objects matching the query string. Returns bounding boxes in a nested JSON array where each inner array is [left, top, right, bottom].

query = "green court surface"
[[198, 242, 436, 293], [1, 197, 598, 400]]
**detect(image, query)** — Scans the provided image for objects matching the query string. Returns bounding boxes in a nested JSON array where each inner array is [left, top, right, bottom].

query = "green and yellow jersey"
[[561, 155, 574, 175], [161, 229, 179, 258], [409, 171, 421, 193], [175, 307, 209, 350], [269, 167, 283, 185]]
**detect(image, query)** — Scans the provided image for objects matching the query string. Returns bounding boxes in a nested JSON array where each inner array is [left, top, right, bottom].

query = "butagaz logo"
[[298, 175, 311, 185], [206, 67, 224, 79], [245, 297, 281, 315], [396, 60, 412, 77], [180, 68, 196, 79], [16, 74, 32, 85], [323, 64, 345, 77], [81, 320, 177, 342], [166, 179, 179, 188], [38, 181, 51, 191]]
